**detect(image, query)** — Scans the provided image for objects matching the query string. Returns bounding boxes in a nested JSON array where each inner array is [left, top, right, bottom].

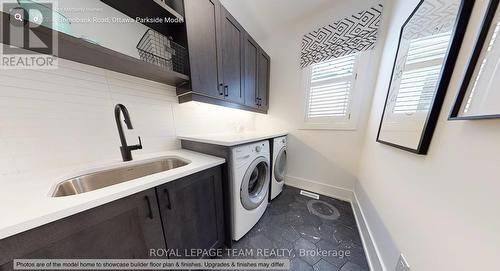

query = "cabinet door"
[[184, 0, 224, 98], [257, 49, 270, 111], [157, 166, 225, 258], [244, 34, 259, 109], [220, 7, 245, 104], [0, 189, 164, 271]]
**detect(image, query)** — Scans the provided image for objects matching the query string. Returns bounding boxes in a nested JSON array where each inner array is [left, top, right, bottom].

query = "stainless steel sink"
[[52, 157, 190, 197]]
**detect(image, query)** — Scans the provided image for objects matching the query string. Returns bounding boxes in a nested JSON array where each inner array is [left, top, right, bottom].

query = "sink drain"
[[307, 200, 340, 220]]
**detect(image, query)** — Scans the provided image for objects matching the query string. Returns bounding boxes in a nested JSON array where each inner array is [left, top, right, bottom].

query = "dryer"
[[270, 136, 287, 200], [230, 141, 270, 241]]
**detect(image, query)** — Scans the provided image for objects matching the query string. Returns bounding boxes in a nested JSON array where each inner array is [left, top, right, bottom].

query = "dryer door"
[[274, 147, 287, 183], [240, 156, 270, 210]]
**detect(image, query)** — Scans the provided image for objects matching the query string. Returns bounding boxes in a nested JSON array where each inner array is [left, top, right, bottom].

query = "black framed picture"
[[450, 0, 500, 120], [376, 0, 474, 154]]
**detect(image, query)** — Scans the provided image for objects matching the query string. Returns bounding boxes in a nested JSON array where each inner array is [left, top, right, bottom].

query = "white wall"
[[0, 58, 257, 178], [0, 0, 385, 193], [357, 0, 500, 270], [59, 0, 148, 58], [251, 0, 384, 191]]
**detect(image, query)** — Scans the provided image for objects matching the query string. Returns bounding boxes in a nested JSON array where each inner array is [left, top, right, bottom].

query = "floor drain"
[[307, 200, 340, 220]]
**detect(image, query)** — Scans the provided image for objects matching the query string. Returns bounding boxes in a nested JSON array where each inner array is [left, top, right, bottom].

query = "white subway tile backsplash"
[[0, 58, 257, 178], [106, 74, 178, 96], [0, 138, 18, 176], [0, 69, 110, 90]]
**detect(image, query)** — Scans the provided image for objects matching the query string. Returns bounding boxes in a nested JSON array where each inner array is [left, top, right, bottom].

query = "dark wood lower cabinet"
[[0, 166, 226, 269], [157, 166, 225, 258], [0, 188, 164, 271]]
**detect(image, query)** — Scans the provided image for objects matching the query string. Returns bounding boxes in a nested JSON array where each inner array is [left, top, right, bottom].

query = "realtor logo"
[[1, 0, 58, 69]]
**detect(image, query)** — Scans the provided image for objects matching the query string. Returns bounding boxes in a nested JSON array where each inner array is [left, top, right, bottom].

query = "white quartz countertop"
[[178, 131, 288, 146], [0, 150, 225, 240]]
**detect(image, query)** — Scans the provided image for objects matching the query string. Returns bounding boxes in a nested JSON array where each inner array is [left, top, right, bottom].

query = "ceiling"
[[219, 0, 336, 40], [237, 0, 334, 25]]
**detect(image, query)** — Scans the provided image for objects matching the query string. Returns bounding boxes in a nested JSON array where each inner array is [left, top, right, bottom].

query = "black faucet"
[[115, 104, 142, 162]]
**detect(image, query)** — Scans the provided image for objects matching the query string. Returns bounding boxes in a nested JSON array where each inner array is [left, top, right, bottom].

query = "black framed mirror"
[[377, 0, 474, 154], [450, 0, 500, 120]]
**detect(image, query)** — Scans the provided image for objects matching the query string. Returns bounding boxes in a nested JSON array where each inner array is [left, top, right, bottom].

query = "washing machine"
[[230, 140, 270, 241], [270, 136, 287, 200]]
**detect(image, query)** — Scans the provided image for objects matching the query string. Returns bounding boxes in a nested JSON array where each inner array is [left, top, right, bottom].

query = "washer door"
[[240, 156, 270, 210], [274, 147, 287, 183]]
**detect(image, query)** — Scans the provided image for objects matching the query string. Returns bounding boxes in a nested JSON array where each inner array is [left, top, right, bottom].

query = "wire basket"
[[136, 29, 187, 74]]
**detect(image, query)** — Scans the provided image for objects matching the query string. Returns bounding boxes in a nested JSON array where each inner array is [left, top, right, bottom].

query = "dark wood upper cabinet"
[[182, 0, 223, 98], [244, 34, 270, 111], [257, 49, 271, 111], [0, 189, 164, 270], [244, 34, 259, 109], [220, 7, 245, 104], [156, 166, 225, 258], [179, 0, 270, 113]]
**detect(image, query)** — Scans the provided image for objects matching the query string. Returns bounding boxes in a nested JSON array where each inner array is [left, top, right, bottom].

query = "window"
[[392, 32, 452, 114], [302, 53, 359, 130]]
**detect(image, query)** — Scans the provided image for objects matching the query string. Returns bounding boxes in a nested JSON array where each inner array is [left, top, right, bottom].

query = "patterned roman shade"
[[300, 4, 383, 68]]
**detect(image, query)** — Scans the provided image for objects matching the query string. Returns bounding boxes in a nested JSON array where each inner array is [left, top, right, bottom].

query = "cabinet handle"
[[164, 188, 172, 210], [144, 196, 154, 219], [218, 83, 224, 95], [224, 85, 229, 97]]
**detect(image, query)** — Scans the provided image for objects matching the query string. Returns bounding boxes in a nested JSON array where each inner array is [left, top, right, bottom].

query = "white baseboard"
[[284, 175, 354, 202], [354, 183, 400, 271], [352, 190, 386, 271], [284, 175, 386, 271]]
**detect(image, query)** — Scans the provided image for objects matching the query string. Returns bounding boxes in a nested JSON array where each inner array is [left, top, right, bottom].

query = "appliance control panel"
[[233, 141, 269, 160], [274, 136, 287, 146]]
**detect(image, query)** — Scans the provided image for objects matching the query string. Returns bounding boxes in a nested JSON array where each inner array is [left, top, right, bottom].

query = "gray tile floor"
[[228, 185, 369, 271]]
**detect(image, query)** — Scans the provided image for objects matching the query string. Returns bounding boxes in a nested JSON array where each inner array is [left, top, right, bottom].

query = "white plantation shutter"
[[393, 32, 452, 114], [306, 54, 357, 120]]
